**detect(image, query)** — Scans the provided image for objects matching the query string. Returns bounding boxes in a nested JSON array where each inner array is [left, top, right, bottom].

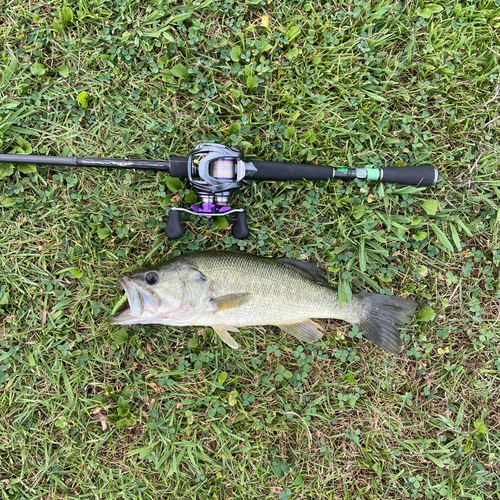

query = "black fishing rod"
[[0, 143, 438, 239]]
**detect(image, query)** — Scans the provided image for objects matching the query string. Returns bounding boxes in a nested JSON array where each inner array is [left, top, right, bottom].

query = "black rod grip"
[[250, 160, 334, 181], [381, 166, 438, 187], [169, 156, 189, 178]]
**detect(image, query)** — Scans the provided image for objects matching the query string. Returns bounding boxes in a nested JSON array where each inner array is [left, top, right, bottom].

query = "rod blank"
[[0, 154, 171, 172]]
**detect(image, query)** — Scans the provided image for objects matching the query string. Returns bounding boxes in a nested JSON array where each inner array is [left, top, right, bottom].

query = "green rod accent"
[[366, 169, 380, 181]]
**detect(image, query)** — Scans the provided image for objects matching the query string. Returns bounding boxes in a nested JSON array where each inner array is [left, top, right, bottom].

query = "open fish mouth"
[[108, 277, 160, 325]]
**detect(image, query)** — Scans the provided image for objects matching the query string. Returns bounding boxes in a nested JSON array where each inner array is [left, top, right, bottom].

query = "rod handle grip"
[[381, 166, 438, 187], [249, 160, 333, 180], [169, 156, 189, 178]]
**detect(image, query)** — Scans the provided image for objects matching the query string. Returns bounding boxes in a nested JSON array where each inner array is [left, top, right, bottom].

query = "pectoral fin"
[[209, 293, 251, 312], [278, 319, 324, 343], [213, 325, 240, 349]]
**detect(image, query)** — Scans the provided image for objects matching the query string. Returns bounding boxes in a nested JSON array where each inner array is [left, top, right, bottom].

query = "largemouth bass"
[[109, 251, 416, 354]]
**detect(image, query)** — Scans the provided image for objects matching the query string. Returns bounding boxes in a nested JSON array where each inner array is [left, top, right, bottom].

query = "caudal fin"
[[352, 293, 417, 354]]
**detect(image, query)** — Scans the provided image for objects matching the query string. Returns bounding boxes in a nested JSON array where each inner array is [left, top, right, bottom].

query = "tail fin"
[[352, 293, 417, 354]]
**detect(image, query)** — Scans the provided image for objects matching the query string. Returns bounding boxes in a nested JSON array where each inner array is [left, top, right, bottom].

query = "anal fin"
[[213, 325, 240, 349], [278, 319, 324, 343]]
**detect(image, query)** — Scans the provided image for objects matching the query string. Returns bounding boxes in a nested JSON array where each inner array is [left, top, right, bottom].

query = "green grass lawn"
[[1, 0, 499, 498]]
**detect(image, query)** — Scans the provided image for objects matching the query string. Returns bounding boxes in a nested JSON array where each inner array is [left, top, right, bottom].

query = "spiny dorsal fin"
[[209, 293, 252, 312], [277, 258, 329, 285], [213, 325, 239, 349], [278, 319, 324, 343]]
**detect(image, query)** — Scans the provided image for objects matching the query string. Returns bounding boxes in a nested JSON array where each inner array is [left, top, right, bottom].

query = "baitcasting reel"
[[165, 143, 252, 239], [0, 142, 439, 240]]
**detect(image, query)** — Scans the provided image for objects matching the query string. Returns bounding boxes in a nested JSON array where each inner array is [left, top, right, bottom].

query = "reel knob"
[[232, 211, 249, 239], [165, 209, 184, 239]]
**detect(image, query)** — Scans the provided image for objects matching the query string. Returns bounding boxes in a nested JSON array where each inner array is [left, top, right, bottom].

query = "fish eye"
[[145, 272, 159, 285]]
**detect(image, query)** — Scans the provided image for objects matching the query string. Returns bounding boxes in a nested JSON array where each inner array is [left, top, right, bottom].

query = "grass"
[[0, 0, 499, 498]]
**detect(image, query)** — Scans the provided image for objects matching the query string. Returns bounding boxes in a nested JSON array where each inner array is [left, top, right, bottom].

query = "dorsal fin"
[[277, 258, 329, 285]]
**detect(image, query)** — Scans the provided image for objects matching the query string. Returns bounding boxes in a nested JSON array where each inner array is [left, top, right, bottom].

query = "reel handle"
[[165, 210, 184, 239], [232, 211, 249, 239], [165, 208, 249, 240]]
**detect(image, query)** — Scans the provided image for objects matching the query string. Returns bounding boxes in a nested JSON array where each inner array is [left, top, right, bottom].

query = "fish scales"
[[109, 251, 417, 354], [182, 251, 349, 327]]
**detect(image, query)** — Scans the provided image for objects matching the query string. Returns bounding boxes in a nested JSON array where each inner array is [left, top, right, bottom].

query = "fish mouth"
[[108, 277, 160, 325]]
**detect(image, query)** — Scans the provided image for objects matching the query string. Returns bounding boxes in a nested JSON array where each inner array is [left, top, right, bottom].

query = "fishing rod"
[[0, 142, 438, 239]]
